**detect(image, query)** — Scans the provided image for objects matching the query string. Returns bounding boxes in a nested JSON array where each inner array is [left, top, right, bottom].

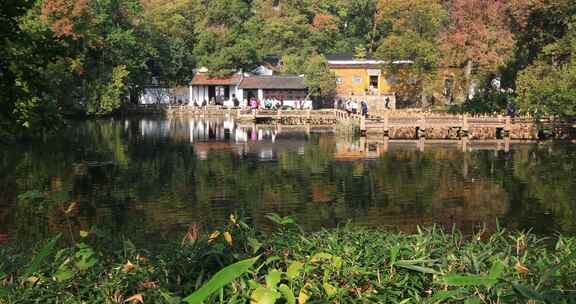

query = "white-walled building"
[[189, 73, 243, 106]]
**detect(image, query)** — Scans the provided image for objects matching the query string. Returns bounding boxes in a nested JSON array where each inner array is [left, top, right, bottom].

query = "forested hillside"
[[1, 0, 575, 138]]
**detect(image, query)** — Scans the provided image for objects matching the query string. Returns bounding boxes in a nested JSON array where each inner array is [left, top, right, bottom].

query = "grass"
[[1, 215, 576, 303]]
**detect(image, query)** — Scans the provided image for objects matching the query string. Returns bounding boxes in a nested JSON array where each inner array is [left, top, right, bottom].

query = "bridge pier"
[[360, 115, 367, 137], [460, 115, 469, 139], [383, 111, 390, 137]]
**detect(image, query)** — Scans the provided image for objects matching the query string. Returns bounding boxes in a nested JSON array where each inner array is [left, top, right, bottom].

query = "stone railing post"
[[383, 111, 389, 136]]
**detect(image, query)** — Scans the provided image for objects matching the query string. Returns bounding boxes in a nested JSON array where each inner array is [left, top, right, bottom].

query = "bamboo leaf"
[[394, 262, 440, 274], [20, 234, 61, 281], [323, 282, 338, 298], [512, 282, 544, 301], [54, 266, 74, 282], [488, 260, 505, 280], [251, 287, 281, 304], [183, 256, 259, 304], [441, 274, 496, 287], [464, 298, 481, 304], [287, 262, 303, 280], [248, 238, 262, 254], [278, 284, 296, 304], [298, 284, 311, 304], [428, 290, 464, 303], [265, 269, 282, 288]]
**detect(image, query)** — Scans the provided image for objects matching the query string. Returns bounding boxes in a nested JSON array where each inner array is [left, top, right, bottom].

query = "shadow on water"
[[0, 117, 575, 248]]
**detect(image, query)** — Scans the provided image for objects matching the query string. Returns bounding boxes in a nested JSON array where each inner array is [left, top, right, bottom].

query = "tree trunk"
[[464, 59, 473, 101]]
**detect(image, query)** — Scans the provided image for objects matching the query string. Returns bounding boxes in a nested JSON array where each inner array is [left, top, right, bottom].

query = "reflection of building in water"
[[334, 136, 533, 161], [140, 119, 172, 138], [137, 118, 307, 161]]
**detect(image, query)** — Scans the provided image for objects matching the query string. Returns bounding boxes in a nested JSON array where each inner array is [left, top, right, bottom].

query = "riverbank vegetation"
[[1, 215, 575, 303], [1, 1, 576, 139]]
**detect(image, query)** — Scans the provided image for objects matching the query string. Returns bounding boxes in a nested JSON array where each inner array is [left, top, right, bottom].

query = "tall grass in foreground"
[[1, 215, 576, 303]]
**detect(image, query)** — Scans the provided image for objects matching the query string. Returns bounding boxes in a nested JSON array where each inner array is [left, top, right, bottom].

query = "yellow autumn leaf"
[[208, 231, 221, 244], [125, 294, 144, 303], [64, 202, 77, 214], [26, 276, 39, 284], [298, 284, 311, 304], [79, 230, 89, 238], [223, 231, 233, 246]]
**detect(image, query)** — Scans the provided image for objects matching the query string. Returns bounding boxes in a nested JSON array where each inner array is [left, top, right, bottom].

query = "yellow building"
[[327, 54, 412, 110]]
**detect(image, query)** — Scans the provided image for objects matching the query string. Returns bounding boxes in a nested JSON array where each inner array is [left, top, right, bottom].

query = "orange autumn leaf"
[[515, 262, 529, 274], [122, 261, 136, 273]]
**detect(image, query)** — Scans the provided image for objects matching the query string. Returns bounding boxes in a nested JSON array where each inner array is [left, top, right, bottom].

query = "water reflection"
[[0, 118, 575, 248]]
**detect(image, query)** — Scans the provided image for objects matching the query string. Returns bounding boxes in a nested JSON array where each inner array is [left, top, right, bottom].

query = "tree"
[[516, 59, 576, 118], [37, 0, 161, 113], [374, 0, 447, 105], [515, 8, 576, 118], [440, 0, 516, 101], [140, 0, 197, 85], [304, 55, 337, 99], [354, 46, 367, 60], [190, 0, 258, 76], [0, 0, 63, 139]]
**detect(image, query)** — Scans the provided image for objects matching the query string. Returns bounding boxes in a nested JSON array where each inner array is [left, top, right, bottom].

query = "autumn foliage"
[[440, 0, 515, 72], [41, 0, 89, 38]]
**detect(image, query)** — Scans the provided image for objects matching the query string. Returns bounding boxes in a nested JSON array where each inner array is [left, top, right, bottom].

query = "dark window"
[[370, 76, 379, 88]]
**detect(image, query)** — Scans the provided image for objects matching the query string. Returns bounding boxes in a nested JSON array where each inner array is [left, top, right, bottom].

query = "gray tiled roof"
[[239, 76, 307, 90]]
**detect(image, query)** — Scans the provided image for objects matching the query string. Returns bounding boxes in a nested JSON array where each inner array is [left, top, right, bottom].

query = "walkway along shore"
[[121, 104, 576, 140]]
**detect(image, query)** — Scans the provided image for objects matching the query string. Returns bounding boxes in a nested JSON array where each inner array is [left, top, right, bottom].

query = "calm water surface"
[[1, 118, 575, 247]]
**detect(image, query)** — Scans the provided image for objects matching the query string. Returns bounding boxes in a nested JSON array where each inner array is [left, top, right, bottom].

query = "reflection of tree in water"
[[1, 119, 575, 248]]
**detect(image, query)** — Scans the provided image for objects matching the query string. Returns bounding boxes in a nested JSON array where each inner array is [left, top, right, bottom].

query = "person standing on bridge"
[[361, 101, 368, 118], [506, 101, 516, 118]]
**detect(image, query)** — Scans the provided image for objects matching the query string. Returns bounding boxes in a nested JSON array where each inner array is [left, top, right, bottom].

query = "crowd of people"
[[184, 95, 313, 110]]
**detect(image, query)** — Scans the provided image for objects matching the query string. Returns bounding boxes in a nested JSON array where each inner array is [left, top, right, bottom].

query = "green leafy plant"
[[183, 256, 260, 304]]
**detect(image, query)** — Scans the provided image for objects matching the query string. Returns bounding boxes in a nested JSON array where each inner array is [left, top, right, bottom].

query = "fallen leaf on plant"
[[64, 202, 77, 214], [125, 294, 143, 303], [139, 281, 158, 289], [25, 276, 39, 284], [112, 291, 123, 303], [208, 231, 220, 244], [515, 262, 529, 274], [122, 261, 136, 273]]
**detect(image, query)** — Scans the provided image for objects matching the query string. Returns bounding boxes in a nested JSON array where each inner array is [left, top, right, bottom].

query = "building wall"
[[331, 67, 393, 96]]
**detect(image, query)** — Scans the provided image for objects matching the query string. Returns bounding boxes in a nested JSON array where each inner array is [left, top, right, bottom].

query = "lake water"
[[1, 117, 575, 247]]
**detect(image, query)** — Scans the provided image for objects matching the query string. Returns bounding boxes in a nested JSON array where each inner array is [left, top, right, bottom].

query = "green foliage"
[[19, 234, 62, 282], [354, 46, 367, 60], [516, 59, 576, 118], [509, 2, 576, 118], [2, 219, 576, 303], [374, 0, 447, 101], [303, 55, 337, 99], [87, 65, 130, 115], [183, 256, 259, 304], [449, 91, 511, 114], [2, 0, 576, 138]]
